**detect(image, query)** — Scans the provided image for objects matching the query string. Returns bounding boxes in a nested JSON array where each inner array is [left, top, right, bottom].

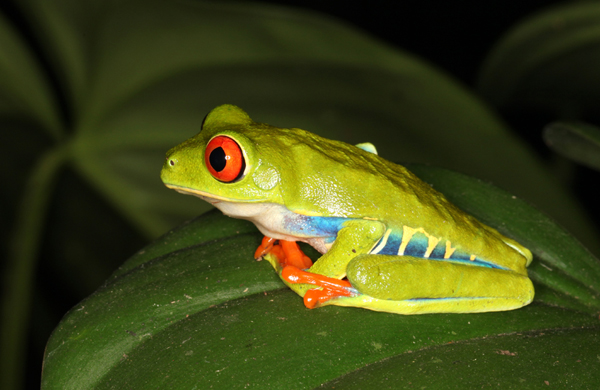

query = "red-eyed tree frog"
[[161, 104, 534, 314]]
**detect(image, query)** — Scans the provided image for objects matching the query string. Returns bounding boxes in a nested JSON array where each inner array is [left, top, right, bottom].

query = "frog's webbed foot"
[[255, 236, 359, 309], [282, 266, 358, 309], [254, 236, 313, 269]]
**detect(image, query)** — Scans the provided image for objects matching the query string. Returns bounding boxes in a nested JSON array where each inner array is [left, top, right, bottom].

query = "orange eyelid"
[[205, 136, 244, 182]]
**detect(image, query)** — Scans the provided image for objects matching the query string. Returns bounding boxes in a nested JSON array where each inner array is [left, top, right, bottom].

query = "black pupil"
[[209, 147, 227, 172]]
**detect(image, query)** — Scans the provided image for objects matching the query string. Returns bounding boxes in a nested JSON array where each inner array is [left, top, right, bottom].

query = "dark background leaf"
[[544, 122, 600, 171], [6, 0, 594, 241], [477, 2, 600, 115]]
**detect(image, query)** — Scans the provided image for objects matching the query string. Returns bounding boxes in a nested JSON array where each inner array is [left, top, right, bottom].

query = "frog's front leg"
[[255, 219, 385, 294], [275, 219, 386, 304], [254, 237, 313, 269]]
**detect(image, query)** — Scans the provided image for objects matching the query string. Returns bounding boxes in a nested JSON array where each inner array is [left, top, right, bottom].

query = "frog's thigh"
[[345, 255, 534, 313]]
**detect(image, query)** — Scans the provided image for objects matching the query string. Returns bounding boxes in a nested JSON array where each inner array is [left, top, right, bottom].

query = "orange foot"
[[282, 265, 356, 309], [254, 236, 313, 269]]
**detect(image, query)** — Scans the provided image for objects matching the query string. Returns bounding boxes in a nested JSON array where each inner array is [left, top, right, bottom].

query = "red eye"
[[205, 136, 245, 182]]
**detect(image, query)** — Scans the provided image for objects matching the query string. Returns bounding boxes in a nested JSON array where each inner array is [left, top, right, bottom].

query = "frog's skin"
[[161, 104, 534, 314]]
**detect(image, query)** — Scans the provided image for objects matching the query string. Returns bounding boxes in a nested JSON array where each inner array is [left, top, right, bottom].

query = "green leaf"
[[41, 166, 600, 388], [544, 122, 600, 171], [324, 328, 600, 388], [477, 2, 600, 114]]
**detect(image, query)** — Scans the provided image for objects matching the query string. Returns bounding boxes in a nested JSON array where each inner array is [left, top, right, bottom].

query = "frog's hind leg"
[[339, 254, 534, 314]]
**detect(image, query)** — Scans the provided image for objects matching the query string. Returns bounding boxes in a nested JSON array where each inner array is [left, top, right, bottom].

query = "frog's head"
[[161, 104, 289, 209]]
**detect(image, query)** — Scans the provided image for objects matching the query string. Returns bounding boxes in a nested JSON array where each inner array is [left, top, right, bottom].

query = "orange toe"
[[282, 265, 355, 308], [254, 236, 277, 259]]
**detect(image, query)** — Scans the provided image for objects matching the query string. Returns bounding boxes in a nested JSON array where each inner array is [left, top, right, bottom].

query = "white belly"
[[206, 198, 332, 254]]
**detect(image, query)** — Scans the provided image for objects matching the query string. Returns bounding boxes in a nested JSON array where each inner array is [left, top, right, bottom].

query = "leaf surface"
[[41, 166, 600, 389]]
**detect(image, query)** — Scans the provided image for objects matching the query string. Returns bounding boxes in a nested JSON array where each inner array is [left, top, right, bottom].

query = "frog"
[[161, 104, 534, 314]]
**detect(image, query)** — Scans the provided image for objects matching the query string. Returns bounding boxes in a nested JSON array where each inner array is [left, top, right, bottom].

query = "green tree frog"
[[161, 104, 534, 314]]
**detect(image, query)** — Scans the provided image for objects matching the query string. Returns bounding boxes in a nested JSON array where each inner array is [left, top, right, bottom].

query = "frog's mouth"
[[165, 183, 282, 221], [164, 183, 267, 203]]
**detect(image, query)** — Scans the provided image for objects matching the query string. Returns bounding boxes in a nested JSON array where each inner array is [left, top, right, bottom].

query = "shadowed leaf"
[[544, 122, 600, 171], [477, 2, 600, 115]]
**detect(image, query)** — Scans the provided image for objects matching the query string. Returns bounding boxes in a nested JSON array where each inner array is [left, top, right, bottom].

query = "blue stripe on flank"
[[283, 214, 347, 238], [371, 228, 508, 270], [429, 244, 447, 259], [404, 235, 429, 257], [283, 215, 508, 270], [451, 249, 473, 261], [448, 249, 507, 270], [374, 233, 402, 255]]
